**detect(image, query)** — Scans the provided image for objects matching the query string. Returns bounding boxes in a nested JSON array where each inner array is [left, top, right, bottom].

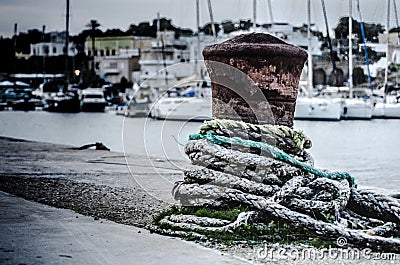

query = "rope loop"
[[189, 131, 356, 188]]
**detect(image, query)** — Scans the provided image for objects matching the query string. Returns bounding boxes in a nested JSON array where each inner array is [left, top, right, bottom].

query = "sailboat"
[[373, 94, 400, 118], [337, 0, 372, 120], [149, 0, 214, 121], [372, 0, 400, 118], [294, 0, 341, 121], [149, 78, 212, 121]]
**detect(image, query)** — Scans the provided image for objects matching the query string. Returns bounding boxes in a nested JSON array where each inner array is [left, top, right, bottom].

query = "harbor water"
[[1, 110, 399, 190]]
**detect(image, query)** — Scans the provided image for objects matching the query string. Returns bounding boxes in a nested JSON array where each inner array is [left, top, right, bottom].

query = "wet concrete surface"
[[0, 191, 249, 265], [1, 137, 398, 265], [0, 137, 249, 264], [0, 136, 185, 203]]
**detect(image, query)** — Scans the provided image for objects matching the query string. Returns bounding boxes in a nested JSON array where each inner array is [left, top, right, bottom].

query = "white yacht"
[[294, 96, 341, 121], [150, 80, 212, 121], [118, 84, 156, 117], [372, 0, 400, 119], [373, 93, 400, 118], [150, 96, 212, 121], [339, 97, 373, 120], [294, 0, 341, 121], [81, 88, 108, 112], [323, 86, 373, 120], [331, 2, 372, 120]]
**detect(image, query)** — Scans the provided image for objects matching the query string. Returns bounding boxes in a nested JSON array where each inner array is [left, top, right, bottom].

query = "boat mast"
[[42, 25, 46, 78], [253, 0, 257, 32], [155, 12, 160, 86], [267, 0, 274, 25], [349, 0, 353, 98], [320, 0, 338, 86], [384, 0, 390, 102], [307, 0, 313, 98], [195, 0, 203, 79], [356, 0, 373, 92], [393, 0, 400, 44], [13, 23, 17, 87], [158, 13, 169, 88], [65, 0, 70, 85], [207, 0, 217, 42]]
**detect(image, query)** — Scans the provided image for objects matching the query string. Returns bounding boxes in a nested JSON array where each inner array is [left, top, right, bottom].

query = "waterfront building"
[[84, 36, 147, 84], [30, 31, 77, 57]]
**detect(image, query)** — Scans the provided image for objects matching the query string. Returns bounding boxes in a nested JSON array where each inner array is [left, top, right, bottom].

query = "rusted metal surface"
[[203, 33, 307, 127]]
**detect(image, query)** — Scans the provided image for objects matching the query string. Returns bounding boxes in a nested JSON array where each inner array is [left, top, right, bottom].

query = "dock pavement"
[[0, 137, 249, 265], [1, 137, 398, 265]]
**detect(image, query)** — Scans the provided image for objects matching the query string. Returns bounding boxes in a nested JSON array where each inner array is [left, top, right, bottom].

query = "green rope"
[[199, 119, 312, 150], [189, 131, 356, 187]]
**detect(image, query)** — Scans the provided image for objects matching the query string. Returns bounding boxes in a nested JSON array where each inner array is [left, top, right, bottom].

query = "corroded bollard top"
[[203, 33, 307, 128]]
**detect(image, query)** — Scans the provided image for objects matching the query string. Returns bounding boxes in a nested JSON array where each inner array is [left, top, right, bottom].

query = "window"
[[100, 50, 104, 56], [111, 49, 116, 56], [42, 45, 49, 55], [53, 47, 57, 54], [84, 94, 103, 99], [106, 49, 110, 56], [110, 62, 118, 69]]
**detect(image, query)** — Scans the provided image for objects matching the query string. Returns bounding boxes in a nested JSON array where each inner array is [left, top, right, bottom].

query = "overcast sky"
[[0, 0, 394, 38]]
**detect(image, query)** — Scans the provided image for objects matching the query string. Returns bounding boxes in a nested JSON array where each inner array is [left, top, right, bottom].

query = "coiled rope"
[[189, 131, 356, 187], [152, 119, 400, 253]]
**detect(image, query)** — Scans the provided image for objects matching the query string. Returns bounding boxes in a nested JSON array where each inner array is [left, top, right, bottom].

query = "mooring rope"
[[153, 119, 400, 253], [189, 131, 356, 187]]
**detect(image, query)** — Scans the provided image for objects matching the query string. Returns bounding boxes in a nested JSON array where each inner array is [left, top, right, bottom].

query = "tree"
[[334, 17, 353, 39], [202, 23, 221, 36], [15, 29, 43, 54], [104, 28, 128, 37], [0, 37, 14, 73], [152, 18, 176, 32], [238, 20, 252, 31], [353, 67, 366, 85], [334, 16, 384, 43], [86, 19, 101, 72], [128, 22, 155, 37], [221, 20, 236, 34]]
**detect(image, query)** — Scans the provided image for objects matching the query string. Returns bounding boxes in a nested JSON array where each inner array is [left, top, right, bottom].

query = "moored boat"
[[373, 94, 400, 118], [44, 91, 81, 113], [150, 80, 212, 121], [11, 98, 41, 111], [150, 96, 212, 121], [294, 96, 341, 121], [294, 0, 341, 122], [339, 97, 373, 120], [81, 88, 108, 112]]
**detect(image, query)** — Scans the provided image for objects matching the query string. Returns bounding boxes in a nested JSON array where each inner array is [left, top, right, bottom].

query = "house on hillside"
[[30, 31, 77, 57], [84, 36, 152, 84]]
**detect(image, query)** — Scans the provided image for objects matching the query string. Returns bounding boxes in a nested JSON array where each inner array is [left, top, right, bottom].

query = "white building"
[[30, 31, 77, 57], [138, 31, 196, 90], [98, 48, 140, 84], [85, 36, 151, 83]]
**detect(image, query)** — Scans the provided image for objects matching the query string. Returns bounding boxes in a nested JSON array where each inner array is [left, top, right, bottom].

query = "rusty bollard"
[[203, 33, 307, 127]]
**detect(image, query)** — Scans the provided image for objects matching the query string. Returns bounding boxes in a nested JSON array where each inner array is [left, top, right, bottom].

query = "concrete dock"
[[0, 137, 249, 265], [1, 137, 398, 265]]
